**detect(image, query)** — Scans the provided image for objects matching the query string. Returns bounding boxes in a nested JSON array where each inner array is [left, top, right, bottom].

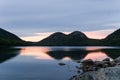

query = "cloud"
[[0, 0, 120, 34], [103, 23, 120, 27]]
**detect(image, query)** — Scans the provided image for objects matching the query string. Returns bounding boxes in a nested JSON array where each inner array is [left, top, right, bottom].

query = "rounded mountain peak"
[[68, 31, 88, 39], [50, 32, 66, 36], [70, 31, 83, 35], [48, 32, 66, 39]]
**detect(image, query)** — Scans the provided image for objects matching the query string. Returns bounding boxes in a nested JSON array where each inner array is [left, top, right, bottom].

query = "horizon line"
[[20, 28, 118, 42]]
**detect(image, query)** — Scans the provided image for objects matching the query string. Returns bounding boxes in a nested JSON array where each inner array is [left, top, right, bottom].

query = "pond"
[[0, 46, 120, 80]]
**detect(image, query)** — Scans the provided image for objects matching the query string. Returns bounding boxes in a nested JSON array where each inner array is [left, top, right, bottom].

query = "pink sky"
[[84, 29, 116, 39]]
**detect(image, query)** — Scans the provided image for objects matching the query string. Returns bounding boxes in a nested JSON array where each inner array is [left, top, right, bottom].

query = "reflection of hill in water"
[[0, 47, 120, 63], [0, 48, 20, 63], [47, 50, 88, 60], [47, 49, 120, 60], [102, 49, 120, 59]]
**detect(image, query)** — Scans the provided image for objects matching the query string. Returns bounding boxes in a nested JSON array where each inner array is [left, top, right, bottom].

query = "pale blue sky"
[[0, 0, 120, 40]]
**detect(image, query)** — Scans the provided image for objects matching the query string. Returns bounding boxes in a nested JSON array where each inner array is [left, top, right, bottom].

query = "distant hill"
[[36, 32, 67, 46], [104, 28, 120, 46], [0, 28, 25, 46], [0, 28, 120, 46], [36, 31, 102, 46]]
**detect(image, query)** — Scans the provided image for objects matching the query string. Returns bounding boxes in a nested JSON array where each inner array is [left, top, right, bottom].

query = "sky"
[[0, 0, 120, 41]]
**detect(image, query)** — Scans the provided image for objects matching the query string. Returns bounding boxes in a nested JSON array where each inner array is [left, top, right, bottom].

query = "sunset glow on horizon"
[[20, 29, 116, 42]]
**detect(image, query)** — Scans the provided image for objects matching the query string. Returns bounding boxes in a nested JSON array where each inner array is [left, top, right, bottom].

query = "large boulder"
[[71, 65, 120, 80], [114, 57, 120, 63], [71, 57, 120, 80]]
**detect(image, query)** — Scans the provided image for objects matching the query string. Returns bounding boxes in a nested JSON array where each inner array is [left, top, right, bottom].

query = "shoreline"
[[71, 57, 120, 80]]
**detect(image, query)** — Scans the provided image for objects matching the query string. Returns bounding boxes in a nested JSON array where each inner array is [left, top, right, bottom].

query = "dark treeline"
[[0, 28, 120, 46]]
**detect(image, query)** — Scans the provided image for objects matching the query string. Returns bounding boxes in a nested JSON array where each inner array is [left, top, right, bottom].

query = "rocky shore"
[[71, 57, 120, 80]]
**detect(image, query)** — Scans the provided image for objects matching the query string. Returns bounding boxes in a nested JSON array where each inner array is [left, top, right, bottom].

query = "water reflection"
[[83, 51, 112, 61], [85, 46, 117, 51], [0, 47, 120, 63], [0, 47, 119, 80], [19, 47, 120, 61], [47, 50, 87, 60], [0, 48, 20, 63], [102, 49, 120, 59], [20, 47, 53, 60], [47, 47, 120, 61]]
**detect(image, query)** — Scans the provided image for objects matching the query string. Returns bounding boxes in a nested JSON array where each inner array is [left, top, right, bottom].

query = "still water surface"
[[0, 46, 120, 80]]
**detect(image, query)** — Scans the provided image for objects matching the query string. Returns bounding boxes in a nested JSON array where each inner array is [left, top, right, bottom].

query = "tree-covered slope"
[[0, 28, 25, 46], [36, 31, 102, 46], [104, 28, 120, 46]]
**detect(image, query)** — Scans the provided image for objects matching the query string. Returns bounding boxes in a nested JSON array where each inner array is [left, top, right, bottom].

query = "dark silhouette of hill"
[[0, 28, 25, 46], [103, 28, 120, 46], [36, 31, 102, 46], [36, 32, 67, 46], [36, 29, 120, 46], [68, 31, 88, 40], [0, 28, 120, 46]]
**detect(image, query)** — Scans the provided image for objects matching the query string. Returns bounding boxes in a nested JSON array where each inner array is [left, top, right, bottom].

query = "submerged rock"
[[76, 60, 81, 63], [58, 62, 66, 66]]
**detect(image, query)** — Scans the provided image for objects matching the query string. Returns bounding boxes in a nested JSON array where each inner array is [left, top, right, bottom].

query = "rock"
[[58, 62, 66, 66], [103, 58, 110, 62], [71, 65, 120, 80], [94, 61, 103, 68], [116, 62, 120, 65], [102, 64, 109, 68], [102, 58, 110, 65], [82, 59, 94, 72], [82, 59, 94, 65], [76, 66, 82, 70], [110, 61, 116, 67], [71, 71, 97, 80], [97, 65, 120, 80], [115, 57, 120, 63], [76, 60, 81, 63], [102, 61, 110, 65], [71, 56, 120, 80], [81, 58, 118, 72]]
